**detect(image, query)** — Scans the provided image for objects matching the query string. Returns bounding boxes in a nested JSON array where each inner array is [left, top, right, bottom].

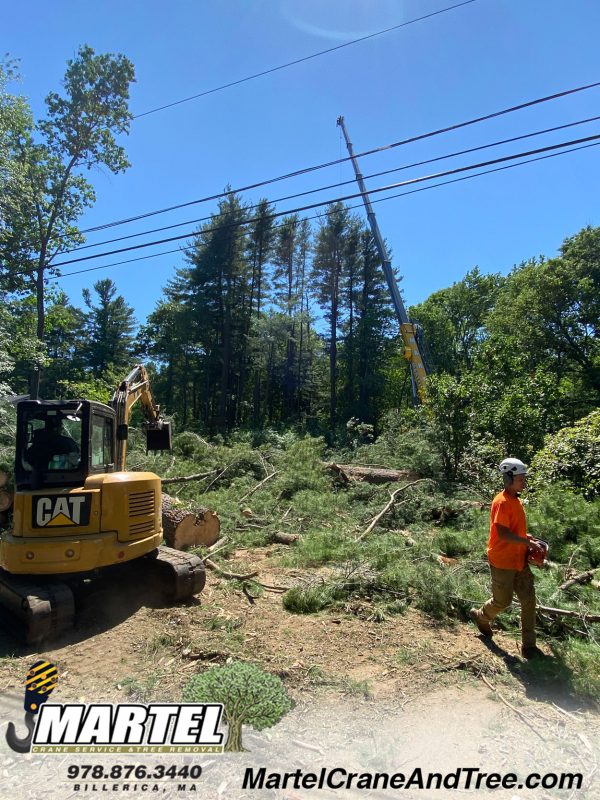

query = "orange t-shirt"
[[487, 490, 528, 570]]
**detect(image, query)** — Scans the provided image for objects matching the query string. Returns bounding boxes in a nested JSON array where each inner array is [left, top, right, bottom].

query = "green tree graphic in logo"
[[183, 661, 292, 752]]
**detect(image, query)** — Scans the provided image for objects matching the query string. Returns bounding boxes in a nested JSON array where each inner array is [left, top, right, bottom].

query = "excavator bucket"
[[146, 422, 172, 452]]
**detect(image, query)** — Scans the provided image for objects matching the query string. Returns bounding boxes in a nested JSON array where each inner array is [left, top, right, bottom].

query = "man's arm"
[[496, 524, 530, 546]]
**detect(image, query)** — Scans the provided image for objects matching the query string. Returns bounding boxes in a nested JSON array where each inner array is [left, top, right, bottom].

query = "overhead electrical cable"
[[133, 0, 479, 119], [62, 114, 600, 256], [51, 139, 600, 282], [78, 79, 600, 236], [38, 132, 600, 271]]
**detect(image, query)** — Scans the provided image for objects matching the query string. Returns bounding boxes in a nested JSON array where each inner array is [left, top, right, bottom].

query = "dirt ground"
[[0, 546, 599, 798]]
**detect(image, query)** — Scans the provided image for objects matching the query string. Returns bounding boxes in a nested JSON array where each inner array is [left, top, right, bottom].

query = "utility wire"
[[62, 114, 600, 255], [77, 78, 600, 237], [39, 132, 600, 271], [52, 140, 600, 282], [133, 0, 479, 119]]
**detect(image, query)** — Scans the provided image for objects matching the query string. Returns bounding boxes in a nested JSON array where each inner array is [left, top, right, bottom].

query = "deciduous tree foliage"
[[0, 46, 134, 397]]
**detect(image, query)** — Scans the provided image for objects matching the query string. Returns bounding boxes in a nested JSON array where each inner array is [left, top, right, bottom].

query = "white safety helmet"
[[499, 457, 528, 476]]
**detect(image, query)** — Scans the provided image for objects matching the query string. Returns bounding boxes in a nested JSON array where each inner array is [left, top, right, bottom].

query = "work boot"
[[521, 645, 545, 660], [470, 608, 493, 638]]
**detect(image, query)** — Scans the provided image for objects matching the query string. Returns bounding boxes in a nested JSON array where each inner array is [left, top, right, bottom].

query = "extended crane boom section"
[[336, 116, 428, 401], [111, 365, 172, 471]]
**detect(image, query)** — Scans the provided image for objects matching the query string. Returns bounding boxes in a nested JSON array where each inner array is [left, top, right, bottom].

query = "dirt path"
[[0, 546, 598, 797]]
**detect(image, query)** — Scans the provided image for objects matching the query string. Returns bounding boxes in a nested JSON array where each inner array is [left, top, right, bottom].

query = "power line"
[[52, 140, 600, 282], [133, 1, 479, 119], [77, 78, 600, 237], [61, 114, 600, 256], [38, 132, 600, 274]]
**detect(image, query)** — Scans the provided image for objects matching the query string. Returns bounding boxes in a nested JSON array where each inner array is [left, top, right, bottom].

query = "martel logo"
[[32, 494, 91, 528]]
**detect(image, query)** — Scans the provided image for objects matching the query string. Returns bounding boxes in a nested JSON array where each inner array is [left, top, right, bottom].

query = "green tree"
[[410, 267, 502, 374], [246, 199, 275, 426], [311, 203, 356, 429], [183, 662, 292, 752], [487, 228, 600, 417], [82, 278, 136, 381], [0, 58, 34, 294], [0, 46, 135, 397]]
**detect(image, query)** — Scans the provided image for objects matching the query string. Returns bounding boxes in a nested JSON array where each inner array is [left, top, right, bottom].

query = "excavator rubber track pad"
[[0, 570, 75, 644], [152, 546, 206, 602]]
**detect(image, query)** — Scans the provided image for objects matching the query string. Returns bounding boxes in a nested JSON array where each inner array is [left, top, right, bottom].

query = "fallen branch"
[[161, 470, 217, 486], [480, 675, 546, 742], [204, 558, 259, 581], [202, 463, 234, 494], [238, 471, 279, 503], [204, 537, 228, 555], [182, 650, 230, 662], [536, 604, 600, 622], [256, 582, 289, 593], [356, 479, 432, 541], [559, 569, 598, 592], [242, 585, 257, 605]]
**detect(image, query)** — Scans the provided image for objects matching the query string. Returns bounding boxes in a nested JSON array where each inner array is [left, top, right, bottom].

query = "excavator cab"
[[16, 400, 115, 491]]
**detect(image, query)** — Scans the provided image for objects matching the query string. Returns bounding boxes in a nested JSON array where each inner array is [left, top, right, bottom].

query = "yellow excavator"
[[0, 365, 205, 643]]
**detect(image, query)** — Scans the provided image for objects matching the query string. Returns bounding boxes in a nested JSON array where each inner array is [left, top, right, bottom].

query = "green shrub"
[[283, 584, 341, 614], [531, 410, 600, 499], [353, 409, 442, 477], [275, 437, 328, 498], [526, 488, 600, 564]]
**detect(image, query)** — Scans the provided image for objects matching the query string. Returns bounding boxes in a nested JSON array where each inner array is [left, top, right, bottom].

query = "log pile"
[[161, 493, 220, 550]]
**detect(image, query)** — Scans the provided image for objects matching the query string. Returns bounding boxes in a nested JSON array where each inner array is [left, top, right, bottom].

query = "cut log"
[[161, 493, 220, 550], [0, 471, 9, 489], [270, 531, 300, 545], [325, 463, 419, 485], [559, 569, 598, 591], [0, 490, 13, 513]]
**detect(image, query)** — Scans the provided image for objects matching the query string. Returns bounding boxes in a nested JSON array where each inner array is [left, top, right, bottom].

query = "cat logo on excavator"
[[32, 495, 92, 528]]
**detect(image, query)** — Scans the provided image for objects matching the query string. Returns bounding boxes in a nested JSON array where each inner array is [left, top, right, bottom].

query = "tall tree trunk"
[[29, 263, 47, 399], [330, 298, 338, 430]]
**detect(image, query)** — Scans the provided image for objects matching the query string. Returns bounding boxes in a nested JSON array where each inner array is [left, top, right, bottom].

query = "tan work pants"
[[481, 564, 536, 647]]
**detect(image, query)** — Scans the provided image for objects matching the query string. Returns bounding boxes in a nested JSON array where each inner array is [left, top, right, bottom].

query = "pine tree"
[[82, 279, 136, 380], [311, 203, 355, 430]]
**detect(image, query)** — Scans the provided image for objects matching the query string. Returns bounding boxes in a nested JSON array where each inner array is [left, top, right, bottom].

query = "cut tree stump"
[[161, 493, 220, 550], [0, 490, 13, 513]]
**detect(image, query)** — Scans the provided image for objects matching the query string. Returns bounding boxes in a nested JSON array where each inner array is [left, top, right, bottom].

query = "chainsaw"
[[527, 537, 549, 567]]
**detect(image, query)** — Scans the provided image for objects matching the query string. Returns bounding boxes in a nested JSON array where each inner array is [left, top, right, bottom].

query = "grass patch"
[[552, 639, 600, 703], [118, 673, 161, 701]]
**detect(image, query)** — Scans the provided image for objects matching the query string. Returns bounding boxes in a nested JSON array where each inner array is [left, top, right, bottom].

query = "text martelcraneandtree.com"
[[242, 767, 584, 792]]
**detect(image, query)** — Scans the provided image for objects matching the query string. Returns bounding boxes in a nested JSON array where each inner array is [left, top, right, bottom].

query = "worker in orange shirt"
[[470, 458, 545, 659]]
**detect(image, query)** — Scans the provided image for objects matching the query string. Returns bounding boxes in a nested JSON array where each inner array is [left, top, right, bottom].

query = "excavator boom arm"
[[111, 365, 170, 470]]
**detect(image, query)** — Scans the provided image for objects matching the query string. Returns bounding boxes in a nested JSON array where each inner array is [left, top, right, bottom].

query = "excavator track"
[[148, 545, 206, 602], [0, 548, 205, 644], [0, 570, 75, 645]]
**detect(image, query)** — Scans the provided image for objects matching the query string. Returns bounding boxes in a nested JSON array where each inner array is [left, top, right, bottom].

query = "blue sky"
[[5, 0, 600, 326]]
